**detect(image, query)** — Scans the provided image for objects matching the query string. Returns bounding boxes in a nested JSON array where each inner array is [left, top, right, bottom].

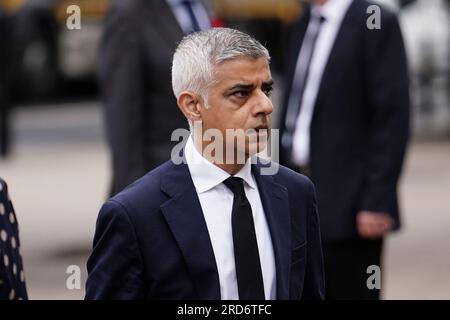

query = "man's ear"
[[177, 91, 202, 122]]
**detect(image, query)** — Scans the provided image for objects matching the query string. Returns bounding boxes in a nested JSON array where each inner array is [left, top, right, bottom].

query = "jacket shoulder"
[[255, 160, 314, 197], [103, 0, 150, 33], [275, 164, 315, 195], [107, 161, 175, 218]]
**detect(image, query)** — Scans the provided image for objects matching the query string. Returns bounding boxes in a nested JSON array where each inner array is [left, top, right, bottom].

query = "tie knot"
[[223, 177, 245, 196]]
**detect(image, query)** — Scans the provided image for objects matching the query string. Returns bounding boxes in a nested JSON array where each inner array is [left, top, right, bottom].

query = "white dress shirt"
[[291, 0, 353, 166], [166, 0, 211, 34], [184, 136, 277, 300]]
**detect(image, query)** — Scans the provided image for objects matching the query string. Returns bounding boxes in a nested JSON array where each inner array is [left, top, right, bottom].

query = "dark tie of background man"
[[223, 177, 265, 300], [181, 0, 201, 33], [282, 13, 325, 154]]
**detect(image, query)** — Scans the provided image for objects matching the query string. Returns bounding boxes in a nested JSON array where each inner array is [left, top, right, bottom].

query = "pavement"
[[1, 101, 449, 299]]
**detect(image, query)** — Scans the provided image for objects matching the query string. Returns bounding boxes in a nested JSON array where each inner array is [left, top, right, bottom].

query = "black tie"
[[282, 13, 325, 154], [223, 177, 265, 300], [181, 0, 201, 33]]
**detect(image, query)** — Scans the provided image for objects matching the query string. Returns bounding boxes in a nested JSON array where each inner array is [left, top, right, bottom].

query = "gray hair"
[[171, 27, 270, 105]]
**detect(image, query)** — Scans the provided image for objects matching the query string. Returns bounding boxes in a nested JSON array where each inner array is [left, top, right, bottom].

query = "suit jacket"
[[0, 178, 28, 300], [279, 0, 410, 241], [85, 159, 325, 300], [100, 0, 196, 196]]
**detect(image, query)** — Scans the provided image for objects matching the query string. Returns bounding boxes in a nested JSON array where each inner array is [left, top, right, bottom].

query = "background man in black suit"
[[100, 0, 212, 196], [279, 0, 410, 299]]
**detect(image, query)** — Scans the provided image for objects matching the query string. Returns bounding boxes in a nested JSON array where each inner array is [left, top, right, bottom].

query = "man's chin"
[[247, 140, 268, 157]]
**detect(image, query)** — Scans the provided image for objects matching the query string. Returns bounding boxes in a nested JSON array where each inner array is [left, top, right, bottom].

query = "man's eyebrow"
[[227, 83, 255, 91], [227, 80, 274, 92]]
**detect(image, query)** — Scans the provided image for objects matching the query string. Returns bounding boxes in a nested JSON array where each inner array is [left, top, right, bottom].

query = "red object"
[[211, 17, 225, 28]]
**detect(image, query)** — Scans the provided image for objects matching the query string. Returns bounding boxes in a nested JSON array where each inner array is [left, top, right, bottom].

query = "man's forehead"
[[214, 57, 272, 84], [216, 56, 269, 70]]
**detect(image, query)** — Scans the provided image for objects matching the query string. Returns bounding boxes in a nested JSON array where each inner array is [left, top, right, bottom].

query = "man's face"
[[199, 57, 274, 160]]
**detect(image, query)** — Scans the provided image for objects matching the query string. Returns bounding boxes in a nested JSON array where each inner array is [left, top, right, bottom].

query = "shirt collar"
[[185, 135, 256, 194], [312, 0, 353, 22]]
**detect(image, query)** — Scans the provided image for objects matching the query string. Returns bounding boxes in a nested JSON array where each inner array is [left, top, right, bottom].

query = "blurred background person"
[[101, 0, 216, 196], [279, 0, 410, 299], [0, 178, 28, 300], [0, 7, 12, 158]]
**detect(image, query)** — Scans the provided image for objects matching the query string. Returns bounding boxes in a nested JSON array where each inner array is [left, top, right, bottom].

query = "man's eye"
[[263, 87, 273, 97], [233, 90, 249, 98]]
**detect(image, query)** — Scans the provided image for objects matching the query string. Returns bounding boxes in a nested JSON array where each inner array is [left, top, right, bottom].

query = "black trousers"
[[322, 238, 383, 300]]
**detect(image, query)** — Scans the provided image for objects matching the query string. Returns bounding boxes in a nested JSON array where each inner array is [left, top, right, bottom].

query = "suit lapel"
[[159, 160, 292, 300], [160, 162, 221, 299], [252, 162, 291, 300]]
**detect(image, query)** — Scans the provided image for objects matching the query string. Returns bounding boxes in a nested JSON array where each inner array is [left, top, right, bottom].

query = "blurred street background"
[[1, 0, 449, 299]]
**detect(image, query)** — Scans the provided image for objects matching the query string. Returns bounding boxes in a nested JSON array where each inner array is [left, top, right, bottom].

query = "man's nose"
[[253, 91, 273, 116]]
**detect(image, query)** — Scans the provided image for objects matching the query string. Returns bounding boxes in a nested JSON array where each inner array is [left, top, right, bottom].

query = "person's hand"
[[356, 211, 393, 239]]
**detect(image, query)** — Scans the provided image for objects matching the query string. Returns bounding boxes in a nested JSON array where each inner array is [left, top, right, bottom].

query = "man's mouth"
[[245, 126, 270, 137], [253, 125, 269, 131]]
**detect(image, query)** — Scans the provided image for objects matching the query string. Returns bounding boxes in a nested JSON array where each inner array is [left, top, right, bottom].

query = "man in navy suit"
[[86, 28, 325, 300]]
